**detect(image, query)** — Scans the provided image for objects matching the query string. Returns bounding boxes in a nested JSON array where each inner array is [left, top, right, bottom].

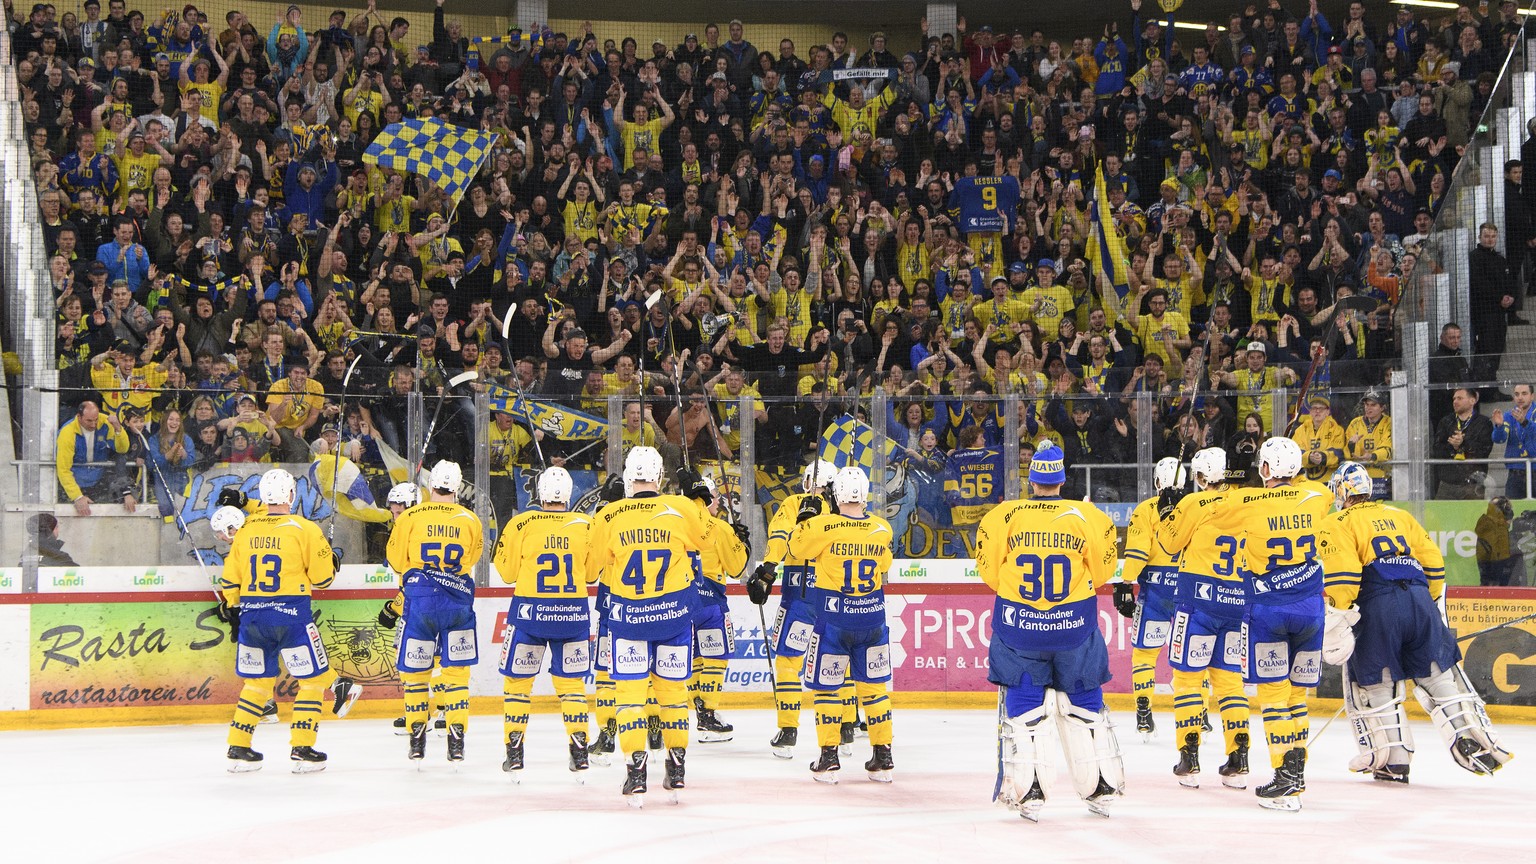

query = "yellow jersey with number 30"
[[976, 497, 1114, 650]]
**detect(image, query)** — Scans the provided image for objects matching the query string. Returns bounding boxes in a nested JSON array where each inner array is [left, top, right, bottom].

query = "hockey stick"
[[1283, 295, 1377, 436], [326, 352, 366, 545], [136, 430, 220, 601], [1455, 610, 1536, 643], [1304, 702, 1349, 753], [414, 370, 481, 476], [672, 348, 692, 471]]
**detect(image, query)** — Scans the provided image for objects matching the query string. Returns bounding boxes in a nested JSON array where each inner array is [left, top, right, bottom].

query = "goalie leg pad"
[[1343, 668, 1413, 773], [995, 690, 1057, 811], [1054, 689, 1125, 804], [1413, 664, 1514, 774]]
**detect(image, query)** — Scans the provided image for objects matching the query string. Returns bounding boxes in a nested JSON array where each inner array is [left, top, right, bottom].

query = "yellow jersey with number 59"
[[386, 502, 484, 577], [976, 497, 1113, 650], [219, 513, 335, 606]]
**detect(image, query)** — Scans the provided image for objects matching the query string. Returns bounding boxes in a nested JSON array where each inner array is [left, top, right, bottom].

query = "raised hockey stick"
[[325, 352, 367, 545], [136, 430, 220, 602], [414, 370, 481, 477]]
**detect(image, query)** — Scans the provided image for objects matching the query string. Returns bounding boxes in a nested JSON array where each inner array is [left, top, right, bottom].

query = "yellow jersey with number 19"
[[788, 512, 894, 630]]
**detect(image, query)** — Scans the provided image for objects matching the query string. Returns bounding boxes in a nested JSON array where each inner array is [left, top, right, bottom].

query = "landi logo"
[[0, 573, 12, 588], [897, 563, 928, 580], [365, 569, 394, 584], [51, 571, 84, 589], [133, 569, 164, 587]]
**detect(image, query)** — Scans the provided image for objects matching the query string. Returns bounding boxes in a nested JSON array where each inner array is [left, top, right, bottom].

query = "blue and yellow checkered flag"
[[363, 119, 498, 208], [486, 385, 609, 441], [817, 413, 905, 470]]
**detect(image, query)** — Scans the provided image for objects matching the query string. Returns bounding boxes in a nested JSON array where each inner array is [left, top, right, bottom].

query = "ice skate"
[[695, 707, 733, 743], [839, 721, 856, 756], [646, 714, 663, 751], [1372, 764, 1410, 784], [592, 719, 617, 766], [258, 699, 279, 725], [446, 724, 465, 763], [770, 726, 797, 759], [330, 678, 361, 717], [662, 747, 686, 802], [502, 731, 524, 778], [568, 731, 590, 779], [1456, 736, 1505, 775], [1135, 696, 1155, 741], [865, 744, 893, 783], [392, 716, 408, 736], [290, 746, 327, 774], [226, 745, 263, 773], [1219, 733, 1250, 789], [809, 745, 840, 783], [1174, 732, 1200, 788], [622, 751, 648, 807], [1256, 747, 1306, 811], [1016, 780, 1046, 822], [408, 722, 428, 761], [1085, 778, 1120, 817]]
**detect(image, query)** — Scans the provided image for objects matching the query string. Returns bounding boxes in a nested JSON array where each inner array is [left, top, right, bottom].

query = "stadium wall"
[[1, 564, 1533, 729]]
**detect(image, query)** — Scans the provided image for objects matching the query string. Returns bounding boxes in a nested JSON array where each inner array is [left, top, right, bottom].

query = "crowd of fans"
[[13, 0, 1534, 514]]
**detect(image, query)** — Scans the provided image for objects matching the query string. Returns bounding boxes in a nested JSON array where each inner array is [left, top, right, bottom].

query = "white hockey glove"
[[1322, 604, 1362, 666]]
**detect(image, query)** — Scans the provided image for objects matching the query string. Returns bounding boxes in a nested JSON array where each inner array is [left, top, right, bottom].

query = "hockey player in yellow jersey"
[[588, 446, 708, 806], [1234, 437, 1333, 811], [381, 481, 449, 737], [746, 459, 859, 757], [1113, 457, 1202, 740], [978, 442, 1123, 821], [1319, 462, 1512, 783], [689, 475, 750, 742], [385, 461, 485, 764], [788, 466, 897, 783], [218, 468, 342, 773], [1160, 447, 1253, 790], [493, 466, 596, 781]]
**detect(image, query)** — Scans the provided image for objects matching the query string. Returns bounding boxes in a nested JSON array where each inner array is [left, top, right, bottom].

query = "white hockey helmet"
[[623, 445, 665, 488], [1330, 461, 1374, 509], [428, 460, 462, 493], [802, 459, 838, 493], [536, 466, 574, 505], [387, 482, 420, 508], [1153, 457, 1186, 492], [257, 468, 297, 506], [1189, 448, 1228, 489], [830, 466, 870, 505], [1258, 436, 1304, 482], [210, 505, 246, 542]]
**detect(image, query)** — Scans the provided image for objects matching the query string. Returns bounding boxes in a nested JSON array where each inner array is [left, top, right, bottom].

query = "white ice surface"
[[2, 708, 1528, 864]]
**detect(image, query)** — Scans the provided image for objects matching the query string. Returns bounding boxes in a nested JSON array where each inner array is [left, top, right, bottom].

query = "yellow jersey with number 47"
[[219, 513, 335, 607], [789, 513, 894, 630], [588, 493, 706, 639], [976, 497, 1114, 651]]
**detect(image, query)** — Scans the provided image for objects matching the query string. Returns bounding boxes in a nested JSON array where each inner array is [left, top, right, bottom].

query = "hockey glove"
[[216, 486, 248, 510], [731, 521, 751, 547], [676, 467, 712, 504], [1157, 487, 1185, 522], [331, 547, 343, 571], [797, 495, 825, 524], [215, 600, 241, 640], [746, 561, 777, 605], [377, 598, 402, 629], [1112, 583, 1138, 619], [1322, 604, 1361, 666], [598, 472, 626, 503]]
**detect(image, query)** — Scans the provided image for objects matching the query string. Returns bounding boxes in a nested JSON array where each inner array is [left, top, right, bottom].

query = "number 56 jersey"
[[588, 494, 707, 640], [975, 498, 1116, 651]]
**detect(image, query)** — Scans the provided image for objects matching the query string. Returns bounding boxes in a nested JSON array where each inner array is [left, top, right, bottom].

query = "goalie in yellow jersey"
[[492, 466, 596, 781], [218, 468, 348, 773], [1319, 462, 1512, 784], [977, 443, 1124, 822], [384, 461, 485, 765], [788, 466, 897, 783], [588, 446, 709, 806]]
